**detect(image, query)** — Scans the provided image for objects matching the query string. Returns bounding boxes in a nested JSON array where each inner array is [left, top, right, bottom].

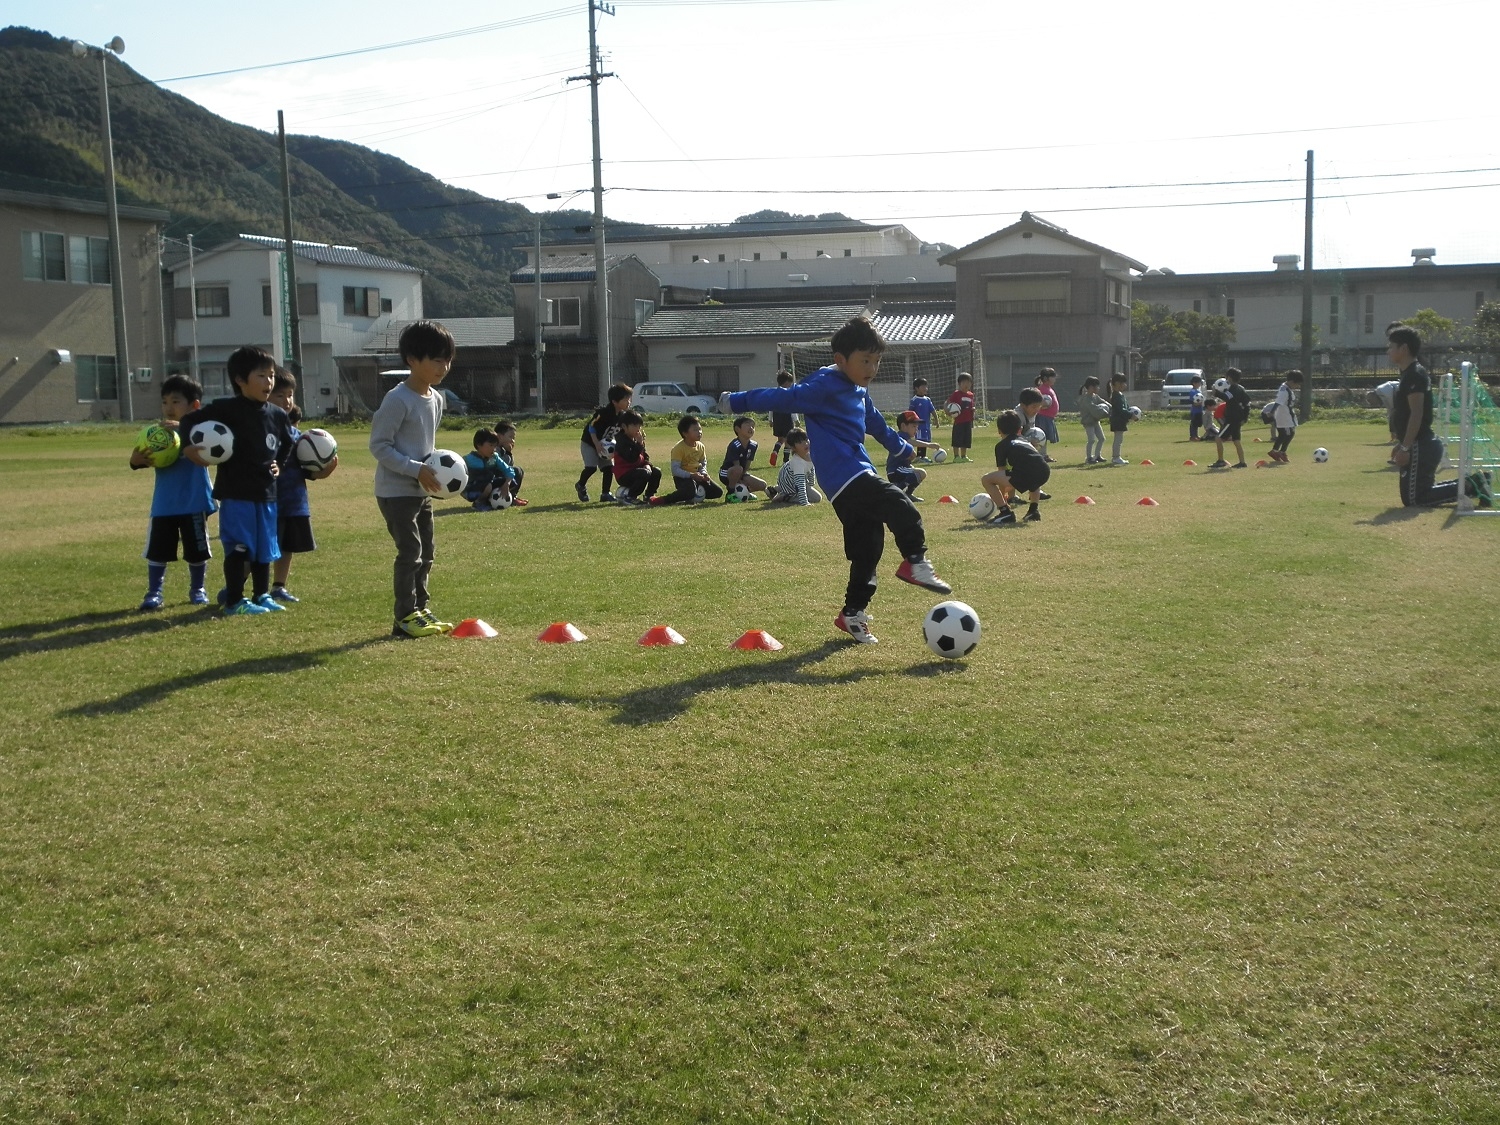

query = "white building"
[[168, 234, 423, 411]]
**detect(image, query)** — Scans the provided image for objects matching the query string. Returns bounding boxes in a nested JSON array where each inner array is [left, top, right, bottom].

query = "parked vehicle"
[[633, 381, 718, 415], [1161, 368, 1204, 409]]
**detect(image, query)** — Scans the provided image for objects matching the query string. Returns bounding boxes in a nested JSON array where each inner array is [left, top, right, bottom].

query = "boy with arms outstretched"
[[129, 374, 215, 610], [370, 320, 458, 638], [179, 346, 296, 616], [721, 316, 952, 644]]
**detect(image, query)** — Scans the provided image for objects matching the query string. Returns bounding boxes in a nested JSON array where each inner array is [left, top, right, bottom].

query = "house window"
[[1364, 294, 1375, 334], [196, 286, 230, 318], [1226, 298, 1236, 321], [1192, 299, 1202, 313], [634, 298, 656, 328], [343, 286, 381, 317], [1329, 295, 1340, 335], [985, 276, 1070, 316], [718, 254, 725, 263], [694, 365, 740, 394], [74, 354, 118, 402], [22, 230, 67, 282], [547, 296, 581, 328], [380, 297, 392, 313], [68, 235, 111, 285], [779, 251, 788, 260], [753, 253, 761, 261], [262, 283, 319, 317], [843, 249, 852, 257]]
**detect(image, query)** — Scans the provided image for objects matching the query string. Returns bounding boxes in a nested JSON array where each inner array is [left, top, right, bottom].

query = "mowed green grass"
[[1, 413, 1497, 1123]]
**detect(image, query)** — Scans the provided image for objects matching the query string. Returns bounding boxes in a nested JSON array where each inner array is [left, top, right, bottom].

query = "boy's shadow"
[[531, 640, 875, 725], [1356, 506, 1426, 526], [60, 636, 388, 716], [0, 608, 215, 665]]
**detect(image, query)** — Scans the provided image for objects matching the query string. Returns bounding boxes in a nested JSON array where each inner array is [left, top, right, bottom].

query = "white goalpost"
[[1452, 362, 1498, 516]]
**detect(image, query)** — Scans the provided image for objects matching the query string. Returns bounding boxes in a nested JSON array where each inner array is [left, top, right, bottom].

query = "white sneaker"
[[896, 557, 952, 595], [835, 610, 878, 644], [1111, 457, 1130, 466]]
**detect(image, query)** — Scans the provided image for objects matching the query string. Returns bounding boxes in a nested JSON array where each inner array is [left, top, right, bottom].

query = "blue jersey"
[[728, 366, 912, 499], [275, 425, 311, 518], [886, 440, 917, 475], [150, 452, 216, 519], [719, 437, 757, 473], [908, 395, 936, 441]]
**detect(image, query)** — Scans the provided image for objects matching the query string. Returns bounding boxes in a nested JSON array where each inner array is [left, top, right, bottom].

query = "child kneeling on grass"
[[610, 412, 662, 504], [657, 415, 724, 505], [982, 409, 1052, 525], [767, 428, 822, 505], [721, 316, 952, 645]]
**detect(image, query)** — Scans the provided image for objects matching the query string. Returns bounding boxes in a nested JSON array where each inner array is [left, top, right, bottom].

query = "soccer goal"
[[1452, 362, 1499, 516], [775, 338, 989, 419]]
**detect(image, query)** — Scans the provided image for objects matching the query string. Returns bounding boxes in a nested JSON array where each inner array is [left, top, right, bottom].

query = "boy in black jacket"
[[980, 409, 1052, 524]]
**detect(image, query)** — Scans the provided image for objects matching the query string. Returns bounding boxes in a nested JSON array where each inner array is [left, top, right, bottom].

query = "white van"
[[1161, 368, 1203, 409]]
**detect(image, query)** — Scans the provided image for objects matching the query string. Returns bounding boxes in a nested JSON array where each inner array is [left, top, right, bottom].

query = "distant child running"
[[268, 369, 337, 602], [722, 316, 952, 645], [658, 415, 724, 505], [576, 383, 633, 502], [767, 370, 800, 466], [908, 377, 938, 462], [369, 320, 459, 638], [129, 373, 215, 610], [1209, 369, 1251, 469], [945, 372, 976, 461], [610, 412, 662, 504], [888, 409, 942, 500], [981, 409, 1052, 524], [768, 428, 823, 505], [1107, 372, 1131, 466], [720, 416, 771, 499], [1077, 376, 1109, 465], [1268, 369, 1302, 463], [179, 346, 296, 616]]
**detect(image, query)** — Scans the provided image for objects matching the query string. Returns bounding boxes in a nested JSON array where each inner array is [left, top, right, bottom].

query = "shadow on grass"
[[531, 639, 876, 725], [1357, 506, 1429, 525], [0, 607, 215, 664], [61, 637, 388, 716]]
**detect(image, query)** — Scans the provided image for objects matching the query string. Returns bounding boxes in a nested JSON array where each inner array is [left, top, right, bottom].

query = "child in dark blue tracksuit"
[[723, 317, 952, 645]]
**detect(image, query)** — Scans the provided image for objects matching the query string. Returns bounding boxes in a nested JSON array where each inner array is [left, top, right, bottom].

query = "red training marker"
[[537, 621, 587, 643], [1183, 459, 1197, 466], [939, 495, 958, 503], [1137, 497, 1159, 506], [639, 625, 686, 646], [1074, 495, 1095, 505], [451, 618, 498, 638], [731, 630, 783, 651], [1139, 458, 1154, 466]]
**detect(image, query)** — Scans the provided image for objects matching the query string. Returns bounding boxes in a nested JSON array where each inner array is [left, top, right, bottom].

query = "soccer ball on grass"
[[933, 448, 948, 463], [968, 493, 996, 521], [485, 486, 513, 510], [424, 449, 468, 496], [924, 600, 981, 659], [1313, 447, 1329, 463], [188, 421, 233, 464]]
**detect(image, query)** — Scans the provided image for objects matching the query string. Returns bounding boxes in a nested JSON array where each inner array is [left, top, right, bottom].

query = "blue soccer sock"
[[188, 562, 207, 593], [146, 563, 167, 597]]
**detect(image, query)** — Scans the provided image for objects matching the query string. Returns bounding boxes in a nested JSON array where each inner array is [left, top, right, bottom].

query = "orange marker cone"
[[1183, 459, 1197, 466], [639, 625, 686, 646], [1139, 458, 1154, 466], [731, 630, 783, 651], [1255, 459, 1269, 468], [537, 621, 587, 643], [939, 495, 958, 503], [451, 618, 498, 638], [1137, 497, 1159, 506], [1074, 495, 1095, 505]]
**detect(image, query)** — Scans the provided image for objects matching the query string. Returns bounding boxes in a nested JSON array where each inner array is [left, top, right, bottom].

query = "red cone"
[[1137, 497, 1159, 506], [731, 630, 783, 651], [1074, 495, 1095, 505], [451, 618, 498, 638], [1183, 459, 1197, 466], [1139, 458, 1154, 466], [639, 625, 686, 646], [939, 495, 958, 503], [537, 621, 587, 643]]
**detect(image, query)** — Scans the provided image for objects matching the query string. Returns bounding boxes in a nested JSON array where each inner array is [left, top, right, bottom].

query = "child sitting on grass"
[[719, 415, 771, 500], [888, 410, 943, 500], [981, 409, 1052, 525], [658, 415, 724, 505], [768, 429, 822, 505], [610, 412, 662, 504], [268, 369, 337, 602], [129, 374, 215, 610]]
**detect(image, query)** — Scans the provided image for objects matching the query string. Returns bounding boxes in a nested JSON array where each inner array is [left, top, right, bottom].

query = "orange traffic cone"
[[639, 625, 686, 646], [731, 630, 783, 651], [537, 621, 587, 643], [450, 618, 498, 638]]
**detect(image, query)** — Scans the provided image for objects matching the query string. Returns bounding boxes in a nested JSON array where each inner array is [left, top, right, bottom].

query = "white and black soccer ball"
[[933, 448, 948, 463], [1212, 378, 1230, 394], [294, 428, 338, 473], [732, 482, 754, 501], [189, 420, 234, 464], [1027, 426, 1047, 446], [423, 449, 468, 496], [968, 492, 996, 522], [485, 486, 513, 510], [1127, 405, 1143, 420], [945, 401, 962, 416], [924, 600, 981, 659], [694, 482, 706, 501], [1313, 447, 1329, 463]]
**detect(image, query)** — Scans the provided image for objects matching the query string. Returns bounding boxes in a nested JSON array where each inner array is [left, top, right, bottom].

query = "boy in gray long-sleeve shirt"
[[370, 320, 457, 638]]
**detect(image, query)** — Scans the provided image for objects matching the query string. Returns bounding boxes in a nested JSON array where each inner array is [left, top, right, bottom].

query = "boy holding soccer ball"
[[268, 370, 337, 602], [981, 409, 1052, 524], [128, 374, 216, 611], [179, 346, 296, 617], [720, 316, 952, 645], [370, 320, 459, 638]]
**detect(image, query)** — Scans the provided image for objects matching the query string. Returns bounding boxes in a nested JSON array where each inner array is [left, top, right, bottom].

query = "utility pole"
[[535, 219, 545, 413], [278, 111, 303, 401], [1300, 149, 1314, 418], [569, 0, 615, 401]]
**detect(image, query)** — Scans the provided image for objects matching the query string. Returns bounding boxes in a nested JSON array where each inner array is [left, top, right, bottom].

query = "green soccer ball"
[[136, 423, 181, 469]]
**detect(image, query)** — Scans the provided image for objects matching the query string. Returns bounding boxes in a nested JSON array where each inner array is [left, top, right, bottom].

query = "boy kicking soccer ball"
[[722, 315, 951, 644]]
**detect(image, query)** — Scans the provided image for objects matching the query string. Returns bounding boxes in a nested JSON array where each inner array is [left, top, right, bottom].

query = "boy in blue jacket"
[[722, 316, 951, 645]]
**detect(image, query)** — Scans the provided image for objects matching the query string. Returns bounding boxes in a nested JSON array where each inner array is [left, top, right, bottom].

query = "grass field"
[[2, 412, 1497, 1123]]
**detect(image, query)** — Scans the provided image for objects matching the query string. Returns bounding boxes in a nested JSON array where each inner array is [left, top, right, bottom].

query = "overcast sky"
[[16, 0, 1500, 278]]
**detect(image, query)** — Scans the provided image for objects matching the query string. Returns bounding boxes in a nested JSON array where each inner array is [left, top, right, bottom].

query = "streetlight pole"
[[74, 36, 131, 422]]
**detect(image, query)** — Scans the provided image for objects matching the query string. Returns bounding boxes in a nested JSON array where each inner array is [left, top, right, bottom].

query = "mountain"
[[0, 26, 674, 318]]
